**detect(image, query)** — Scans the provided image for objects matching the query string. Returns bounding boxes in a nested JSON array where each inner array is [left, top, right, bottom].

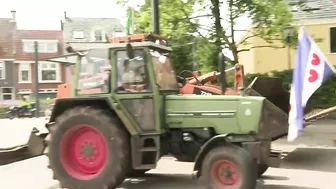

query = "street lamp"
[[284, 26, 295, 69]]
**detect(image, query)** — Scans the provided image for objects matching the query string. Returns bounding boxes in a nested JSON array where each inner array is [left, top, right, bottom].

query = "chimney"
[[64, 11, 67, 19], [10, 10, 16, 22]]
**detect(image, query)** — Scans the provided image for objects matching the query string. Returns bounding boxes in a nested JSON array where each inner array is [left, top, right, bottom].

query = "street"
[[1, 118, 336, 189]]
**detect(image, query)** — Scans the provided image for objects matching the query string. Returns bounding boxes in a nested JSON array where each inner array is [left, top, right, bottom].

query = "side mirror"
[[66, 46, 75, 53], [218, 52, 226, 95], [126, 43, 135, 59]]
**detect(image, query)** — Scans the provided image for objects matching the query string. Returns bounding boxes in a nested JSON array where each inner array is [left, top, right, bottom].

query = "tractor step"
[[267, 150, 282, 168], [131, 135, 160, 170]]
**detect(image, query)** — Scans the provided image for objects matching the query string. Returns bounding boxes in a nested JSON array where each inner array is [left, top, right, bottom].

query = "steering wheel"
[[178, 70, 202, 86]]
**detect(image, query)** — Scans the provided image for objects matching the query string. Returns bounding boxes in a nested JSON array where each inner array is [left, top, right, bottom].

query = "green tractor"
[[42, 41, 290, 189]]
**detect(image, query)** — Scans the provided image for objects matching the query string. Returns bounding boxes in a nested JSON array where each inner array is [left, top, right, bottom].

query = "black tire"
[[200, 144, 257, 189], [46, 106, 130, 189], [257, 164, 268, 177], [127, 169, 149, 177]]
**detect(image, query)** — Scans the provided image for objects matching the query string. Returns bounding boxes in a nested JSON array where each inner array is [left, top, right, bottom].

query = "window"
[[73, 30, 84, 39], [19, 63, 31, 83], [39, 62, 61, 82], [0, 61, 4, 79], [330, 27, 336, 53], [113, 31, 125, 37], [22, 40, 58, 53], [1, 87, 14, 100], [116, 50, 151, 93], [77, 49, 110, 95], [94, 30, 104, 42], [151, 50, 179, 90]]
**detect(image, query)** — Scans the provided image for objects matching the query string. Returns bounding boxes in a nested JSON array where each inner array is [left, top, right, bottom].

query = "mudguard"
[[0, 127, 48, 165], [193, 134, 230, 175]]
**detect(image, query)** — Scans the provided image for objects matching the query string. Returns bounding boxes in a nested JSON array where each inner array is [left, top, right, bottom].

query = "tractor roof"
[[67, 41, 172, 52], [43, 41, 172, 65]]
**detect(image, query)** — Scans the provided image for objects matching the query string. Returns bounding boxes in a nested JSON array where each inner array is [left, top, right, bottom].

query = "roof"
[[285, 0, 336, 20], [67, 41, 172, 51], [43, 42, 172, 64]]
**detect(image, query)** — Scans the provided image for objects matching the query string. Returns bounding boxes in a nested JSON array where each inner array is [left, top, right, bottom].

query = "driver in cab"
[[118, 57, 148, 92]]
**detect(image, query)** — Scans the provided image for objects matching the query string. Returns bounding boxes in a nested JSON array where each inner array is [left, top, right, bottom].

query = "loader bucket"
[[244, 77, 290, 141], [0, 128, 47, 165]]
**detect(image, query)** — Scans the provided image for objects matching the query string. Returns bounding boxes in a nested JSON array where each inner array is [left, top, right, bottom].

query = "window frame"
[[19, 63, 32, 83], [92, 29, 105, 42], [0, 61, 5, 80], [115, 49, 152, 94], [72, 30, 85, 39], [22, 39, 58, 53], [330, 27, 336, 54], [1, 87, 15, 101], [38, 62, 61, 83]]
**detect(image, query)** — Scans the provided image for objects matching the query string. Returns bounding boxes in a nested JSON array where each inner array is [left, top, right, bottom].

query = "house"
[[14, 29, 65, 99], [61, 11, 125, 51], [237, 0, 336, 74], [0, 11, 16, 101]]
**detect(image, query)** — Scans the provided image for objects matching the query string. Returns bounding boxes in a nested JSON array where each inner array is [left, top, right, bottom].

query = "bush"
[[242, 69, 336, 109], [0, 104, 9, 114]]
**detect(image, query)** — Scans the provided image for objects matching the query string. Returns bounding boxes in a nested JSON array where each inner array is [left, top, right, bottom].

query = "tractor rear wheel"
[[200, 144, 257, 189], [46, 106, 130, 189]]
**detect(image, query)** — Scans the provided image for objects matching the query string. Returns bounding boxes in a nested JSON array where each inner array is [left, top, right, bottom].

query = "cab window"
[[150, 49, 179, 90], [116, 50, 151, 93]]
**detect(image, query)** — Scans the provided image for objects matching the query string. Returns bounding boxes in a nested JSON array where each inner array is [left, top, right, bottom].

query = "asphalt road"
[[1, 118, 336, 189]]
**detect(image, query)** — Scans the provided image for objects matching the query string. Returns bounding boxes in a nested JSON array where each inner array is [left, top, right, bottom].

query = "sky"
[[0, 0, 135, 30], [0, 0, 249, 58]]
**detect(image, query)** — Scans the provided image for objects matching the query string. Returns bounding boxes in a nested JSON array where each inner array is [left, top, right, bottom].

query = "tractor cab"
[[67, 42, 179, 96]]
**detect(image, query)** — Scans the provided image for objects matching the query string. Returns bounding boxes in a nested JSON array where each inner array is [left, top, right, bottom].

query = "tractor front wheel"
[[46, 106, 130, 189], [200, 144, 257, 189]]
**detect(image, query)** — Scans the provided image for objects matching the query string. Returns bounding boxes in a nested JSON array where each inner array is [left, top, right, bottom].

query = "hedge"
[[239, 69, 336, 109]]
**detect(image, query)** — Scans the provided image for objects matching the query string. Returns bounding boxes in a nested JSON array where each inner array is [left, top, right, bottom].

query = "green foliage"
[[0, 105, 9, 114], [117, 0, 201, 74]]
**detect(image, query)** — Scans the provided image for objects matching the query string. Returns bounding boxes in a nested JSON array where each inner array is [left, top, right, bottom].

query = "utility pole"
[[192, 39, 198, 71], [151, 0, 160, 34], [34, 41, 40, 117]]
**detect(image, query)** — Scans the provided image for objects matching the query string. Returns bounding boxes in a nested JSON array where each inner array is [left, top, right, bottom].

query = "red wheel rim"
[[60, 124, 108, 180], [210, 160, 240, 189]]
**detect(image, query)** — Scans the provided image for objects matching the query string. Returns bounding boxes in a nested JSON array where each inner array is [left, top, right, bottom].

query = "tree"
[[192, 0, 294, 70], [116, 0, 204, 74]]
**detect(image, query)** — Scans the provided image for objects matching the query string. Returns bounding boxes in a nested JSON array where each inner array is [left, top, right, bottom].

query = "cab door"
[[111, 49, 161, 135]]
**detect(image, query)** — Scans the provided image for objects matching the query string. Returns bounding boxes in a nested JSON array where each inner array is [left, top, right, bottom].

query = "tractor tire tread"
[[200, 144, 257, 189], [46, 106, 130, 189]]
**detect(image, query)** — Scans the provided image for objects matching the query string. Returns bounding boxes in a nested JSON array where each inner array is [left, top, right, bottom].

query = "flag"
[[125, 7, 134, 35], [288, 27, 336, 141]]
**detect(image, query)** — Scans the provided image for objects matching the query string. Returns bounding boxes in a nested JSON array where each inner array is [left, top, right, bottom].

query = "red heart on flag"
[[308, 69, 319, 82], [311, 53, 321, 66]]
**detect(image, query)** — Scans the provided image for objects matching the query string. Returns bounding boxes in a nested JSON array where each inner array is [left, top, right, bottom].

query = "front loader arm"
[[186, 64, 245, 92]]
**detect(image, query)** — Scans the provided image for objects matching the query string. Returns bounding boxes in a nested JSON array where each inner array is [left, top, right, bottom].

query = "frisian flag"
[[288, 27, 336, 141]]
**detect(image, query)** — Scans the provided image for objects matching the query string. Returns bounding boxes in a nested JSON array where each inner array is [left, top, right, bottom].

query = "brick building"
[[14, 29, 65, 99], [0, 11, 16, 101]]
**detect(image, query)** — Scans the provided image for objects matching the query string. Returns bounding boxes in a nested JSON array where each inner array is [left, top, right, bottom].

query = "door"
[[112, 49, 159, 134]]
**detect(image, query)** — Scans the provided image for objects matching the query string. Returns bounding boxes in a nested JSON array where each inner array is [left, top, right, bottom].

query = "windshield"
[[77, 48, 111, 95], [150, 49, 179, 90]]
